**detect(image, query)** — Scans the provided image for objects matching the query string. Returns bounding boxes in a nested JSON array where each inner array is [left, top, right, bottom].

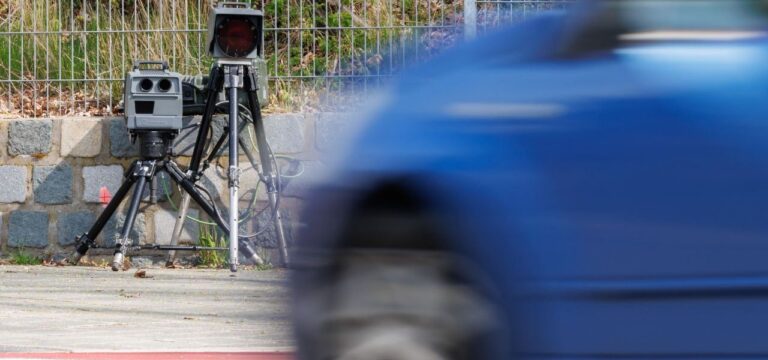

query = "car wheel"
[[293, 194, 507, 360]]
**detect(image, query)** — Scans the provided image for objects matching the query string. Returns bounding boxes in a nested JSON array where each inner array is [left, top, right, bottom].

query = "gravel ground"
[[0, 265, 293, 353]]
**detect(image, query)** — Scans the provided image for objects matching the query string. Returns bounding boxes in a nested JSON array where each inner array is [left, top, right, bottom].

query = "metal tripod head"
[[134, 130, 177, 160]]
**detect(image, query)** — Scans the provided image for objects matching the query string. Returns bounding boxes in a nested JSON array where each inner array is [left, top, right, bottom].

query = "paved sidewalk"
[[0, 265, 293, 354]]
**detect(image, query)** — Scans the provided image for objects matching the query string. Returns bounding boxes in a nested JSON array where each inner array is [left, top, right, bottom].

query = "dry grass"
[[0, 0, 465, 116]]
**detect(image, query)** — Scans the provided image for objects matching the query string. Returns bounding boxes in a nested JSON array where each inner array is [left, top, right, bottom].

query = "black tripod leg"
[[111, 175, 148, 271], [70, 162, 139, 265], [163, 162, 263, 265], [189, 66, 224, 178]]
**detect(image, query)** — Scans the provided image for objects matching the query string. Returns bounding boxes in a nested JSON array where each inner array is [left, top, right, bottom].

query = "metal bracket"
[[246, 65, 259, 92], [228, 166, 241, 188], [74, 233, 95, 249], [223, 65, 243, 89], [133, 160, 158, 178]]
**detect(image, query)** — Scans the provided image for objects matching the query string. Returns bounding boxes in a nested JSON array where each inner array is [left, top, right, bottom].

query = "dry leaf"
[[134, 269, 153, 278]]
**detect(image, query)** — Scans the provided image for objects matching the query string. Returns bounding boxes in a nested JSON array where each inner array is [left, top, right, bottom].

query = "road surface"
[[0, 265, 293, 359]]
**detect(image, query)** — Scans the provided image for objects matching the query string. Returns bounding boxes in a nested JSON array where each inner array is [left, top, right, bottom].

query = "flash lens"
[[216, 17, 257, 57]]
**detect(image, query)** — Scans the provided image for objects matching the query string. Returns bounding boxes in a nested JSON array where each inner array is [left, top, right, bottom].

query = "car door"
[[517, 38, 768, 356]]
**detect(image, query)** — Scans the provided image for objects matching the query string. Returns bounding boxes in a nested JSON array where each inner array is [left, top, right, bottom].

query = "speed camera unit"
[[124, 60, 184, 132]]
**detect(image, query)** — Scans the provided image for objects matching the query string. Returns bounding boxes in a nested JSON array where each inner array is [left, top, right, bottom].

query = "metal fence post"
[[464, 0, 477, 41]]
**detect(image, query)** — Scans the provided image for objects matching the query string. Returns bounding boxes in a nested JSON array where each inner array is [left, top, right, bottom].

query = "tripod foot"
[[112, 252, 125, 271], [68, 251, 83, 266], [245, 253, 264, 266], [230, 263, 238, 272]]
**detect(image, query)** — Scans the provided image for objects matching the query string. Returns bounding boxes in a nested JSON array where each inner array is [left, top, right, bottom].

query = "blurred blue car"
[[292, 1, 768, 358]]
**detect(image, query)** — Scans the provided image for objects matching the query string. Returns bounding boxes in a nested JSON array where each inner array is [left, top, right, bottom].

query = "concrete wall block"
[[0, 166, 27, 203], [57, 211, 95, 246], [33, 163, 73, 204], [315, 112, 353, 152], [61, 118, 103, 157], [264, 114, 306, 154], [153, 207, 200, 245], [172, 115, 261, 157], [8, 211, 49, 248], [8, 119, 53, 156], [82, 165, 124, 203], [280, 161, 325, 198], [174, 113, 306, 161]]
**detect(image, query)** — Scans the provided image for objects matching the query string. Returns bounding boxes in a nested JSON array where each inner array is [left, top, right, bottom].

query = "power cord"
[[161, 101, 300, 238]]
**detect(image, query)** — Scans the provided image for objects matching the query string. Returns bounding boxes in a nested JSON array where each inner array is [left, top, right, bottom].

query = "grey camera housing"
[[124, 61, 183, 132], [206, 2, 264, 60]]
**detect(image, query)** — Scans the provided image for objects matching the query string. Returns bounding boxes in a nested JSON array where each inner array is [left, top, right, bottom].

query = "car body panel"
[[295, 5, 768, 357]]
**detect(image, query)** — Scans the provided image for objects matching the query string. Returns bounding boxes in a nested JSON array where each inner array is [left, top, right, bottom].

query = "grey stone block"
[[109, 118, 139, 157], [82, 165, 124, 203], [33, 163, 73, 204], [239, 162, 267, 201], [238, 159, 323, 199], [8, 211, 49, 248], [315, 112, 353, 152], [225, 116, 259, 155], [174, 114, 304, 158], [172, 115, 258, 157], [8, 119, 52, 156], [264, 114, 305, 154], [246, 207, 293, 249], [130, 256, 156, 268], [51, 252, 68, 263], [199, 172, 225, 200], [0, 166, 27, 203], [172, 116, 203, 156], [153, 207, 200, 245], [103, 212, 146, 248], [57, 211, 95, 246]]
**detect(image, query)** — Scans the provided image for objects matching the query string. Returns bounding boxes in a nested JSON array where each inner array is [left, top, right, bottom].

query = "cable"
[[232, 105, 285, 239], [161, 99, 288, 239], [161, 167, 261, 226]]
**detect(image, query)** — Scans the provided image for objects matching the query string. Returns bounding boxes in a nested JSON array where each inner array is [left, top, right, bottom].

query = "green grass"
[[0, 0, 462, 114], [9, 248, 42, 265], [197, 222, 228, 268], [195, 222, 276, 269]]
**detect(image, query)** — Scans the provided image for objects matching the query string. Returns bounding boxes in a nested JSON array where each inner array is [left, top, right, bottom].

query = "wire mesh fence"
[[0, 0, 569, 118], [475, 0, 571, 33]]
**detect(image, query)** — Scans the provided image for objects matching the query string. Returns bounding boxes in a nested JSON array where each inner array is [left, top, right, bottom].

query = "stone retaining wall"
[[0, 113, 342, 265]]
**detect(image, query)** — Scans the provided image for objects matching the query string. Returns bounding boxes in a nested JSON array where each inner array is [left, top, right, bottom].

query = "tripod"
[[70, 61, 289, 272]]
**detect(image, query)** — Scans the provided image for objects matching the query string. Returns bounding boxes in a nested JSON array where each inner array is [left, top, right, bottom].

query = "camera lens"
[[216, 17, 257, 57], [157, 79, 172, 92], [139, 78, 153, 92]]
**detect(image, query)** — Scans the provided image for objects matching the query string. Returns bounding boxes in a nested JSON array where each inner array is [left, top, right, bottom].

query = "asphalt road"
[[0, 265, 293, 355]]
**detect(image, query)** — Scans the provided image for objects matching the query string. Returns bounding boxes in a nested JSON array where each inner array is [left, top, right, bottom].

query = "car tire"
[[293, 204, 507, 360]]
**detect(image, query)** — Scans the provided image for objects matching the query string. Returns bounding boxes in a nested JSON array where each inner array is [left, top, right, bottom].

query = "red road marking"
[[0, 352, 292, 360]]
